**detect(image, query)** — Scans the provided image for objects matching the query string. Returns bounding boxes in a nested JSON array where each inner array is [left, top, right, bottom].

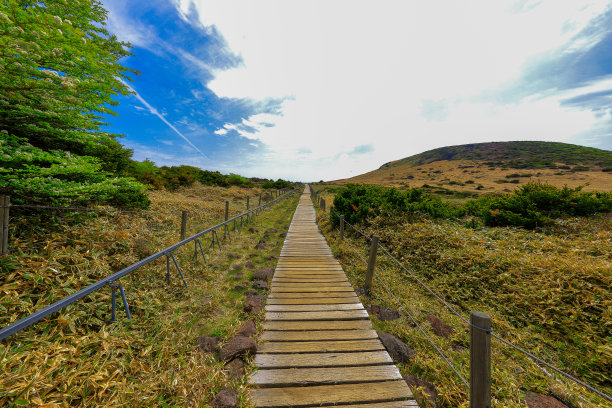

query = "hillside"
[[335, 141, 612, 193]]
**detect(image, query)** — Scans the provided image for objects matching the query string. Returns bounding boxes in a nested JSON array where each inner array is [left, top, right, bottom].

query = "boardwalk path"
[[249, 187, 418, 407]]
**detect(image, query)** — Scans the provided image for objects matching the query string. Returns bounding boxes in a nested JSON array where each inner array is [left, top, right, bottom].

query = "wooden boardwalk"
[[249, 187, 418, 407]]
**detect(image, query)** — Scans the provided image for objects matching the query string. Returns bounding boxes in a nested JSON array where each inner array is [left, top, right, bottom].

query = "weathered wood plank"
[[265, 303, 363, 312], [255, 350, 393, 368], [260, 329, 377, 341], [268, 292, 359, 298], [263, 320, 372, 331], [250, 380, 412, 407], [259, 339, 384, 353], [266, 297, 360, 305], [265, 310, 369, 321], [249, 365, 402, 386]]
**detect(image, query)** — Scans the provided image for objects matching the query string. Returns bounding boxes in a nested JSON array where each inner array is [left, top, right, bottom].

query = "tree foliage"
[[0, 0, 148, 207]]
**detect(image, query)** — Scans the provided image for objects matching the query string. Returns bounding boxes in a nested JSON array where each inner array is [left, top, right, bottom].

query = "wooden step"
[[250, 365, 402, 386], [255, 351, 393, 368], [258, 339, 384, 353], [250, 380, 412, 407], [260, 329, 377, 341], [263, 320, 372, 331], [265, 303, 363, 312]]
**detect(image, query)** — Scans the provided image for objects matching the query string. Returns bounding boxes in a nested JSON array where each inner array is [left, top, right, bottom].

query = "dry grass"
[[312, 194, 611, 408], [0, 184, 299, 407], [332, 159, 612, 194]]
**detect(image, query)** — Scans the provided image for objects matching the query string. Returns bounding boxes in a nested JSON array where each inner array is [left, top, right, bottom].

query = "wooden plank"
[[250, 380, 412, 407], [259, 339, 384, 353], [271, 282, 352, 288], [261, 329, 377, 342], [329, 402, 419, 408], [268, 292, 359, 298], [263, 320, 372, 331], [255, 351, 393, 368], [265, 310, 369, 321], [266, 297, 360, 305], [271, 286, 354, 293], [265, 303, 363, 312], [249, 365, 402, 386]]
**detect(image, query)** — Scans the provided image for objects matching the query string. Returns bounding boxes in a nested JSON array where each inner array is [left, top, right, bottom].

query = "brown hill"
[[333, 141, 612, 193]]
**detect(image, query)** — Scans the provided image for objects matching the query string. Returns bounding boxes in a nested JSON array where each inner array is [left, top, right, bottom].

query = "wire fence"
[[0, 188, 299, 342], [317, 197, 611, 405]]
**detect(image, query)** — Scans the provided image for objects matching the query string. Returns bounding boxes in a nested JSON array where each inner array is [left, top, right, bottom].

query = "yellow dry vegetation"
[[333, 160, 612, 193], [0, 183, 299, 407], [313, 195, 611, 408]]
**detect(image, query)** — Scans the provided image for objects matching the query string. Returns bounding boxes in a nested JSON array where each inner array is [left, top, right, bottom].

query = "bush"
[[465, 182, 612, 228], [331, 184, 461, 226]]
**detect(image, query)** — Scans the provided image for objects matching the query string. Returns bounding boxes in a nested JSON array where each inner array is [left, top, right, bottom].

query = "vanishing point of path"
[[248, 186, 418, 407]]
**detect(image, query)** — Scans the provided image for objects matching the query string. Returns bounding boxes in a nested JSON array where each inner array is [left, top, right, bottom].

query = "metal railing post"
[[364, 235, 379, 293], [340, 215, 345, 240], [180, 210, 188, 241], [470, 311, 491, 408], [1, 196, 9, 253]]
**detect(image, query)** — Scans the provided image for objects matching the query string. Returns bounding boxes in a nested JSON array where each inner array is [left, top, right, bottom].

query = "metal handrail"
[[0, 189, 298, 342]]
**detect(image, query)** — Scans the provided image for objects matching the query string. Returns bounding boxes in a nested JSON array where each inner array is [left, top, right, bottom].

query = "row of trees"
[[1, 1, 292, 208]]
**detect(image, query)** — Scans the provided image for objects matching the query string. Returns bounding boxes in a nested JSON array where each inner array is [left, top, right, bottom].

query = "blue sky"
[[101, 0, 612, 181]]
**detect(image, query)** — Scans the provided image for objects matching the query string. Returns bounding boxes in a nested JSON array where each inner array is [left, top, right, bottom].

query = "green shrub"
[[331, 184, 461, 226]]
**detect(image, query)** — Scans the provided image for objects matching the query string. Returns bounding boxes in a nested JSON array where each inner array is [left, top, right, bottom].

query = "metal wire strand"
[[490, 333, 612, 402], [330, 208, 372, 241], [374, 272, 470, 390], [377, 242, 472, 328], [337, 229, 368, 264], [10, 203, 175, 216]]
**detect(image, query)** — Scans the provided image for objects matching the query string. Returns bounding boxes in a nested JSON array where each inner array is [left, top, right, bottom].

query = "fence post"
[[225, 201, 229, 221], [180, 210, 188, 241], [364, 235, 379, 293], [259, 194, 262, 206], [321, 198, 326, 212], [470, 311, 491, 408], [247, 196, 250, 210], [1, 196, 9, 253], [340, 215, 344, 240]]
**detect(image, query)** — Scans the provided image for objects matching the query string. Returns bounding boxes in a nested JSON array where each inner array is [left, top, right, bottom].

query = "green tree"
[[0, 0, 149, 207]]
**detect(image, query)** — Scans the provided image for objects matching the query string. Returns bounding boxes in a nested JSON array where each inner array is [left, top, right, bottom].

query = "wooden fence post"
[[364, 235, 379, 293], [259, 194, 262, 206], [340, 215, 344, 241], [247, 196, 250, 210], [470, 311, 491, 408], [0, 196, 8, 253], [225, 201, 229, 221], [180, 210, 188, 240], [321, 198, 326, 212]]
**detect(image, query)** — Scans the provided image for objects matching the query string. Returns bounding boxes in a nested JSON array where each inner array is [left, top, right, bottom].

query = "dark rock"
[[356, 287, 366, 295], [196, 336, 219, 353], [245, 261, 255, 269], [252, 280, 268, 290], [237, 320, 257, 337], [202, 297, 213, 306], [525, 392, 569, 408], [268, 228, 277, 233], [368, 304, 400, 321], [227, 253, 238, 259], [279, 232, 287, 238], [255, 241, 266, 250], [212, 388, 238, 408], [377, 331, 415, 363], [425, 314, 454, 338], [264, 255, 276, 261], [243, 294, 264, 314], [248, 253, 257, 258], [231, 264, 242, 271], [219, 336, 257, 361], [231, 272, 243, 280], [233, 285, 245, 291], [134, 238, 153, 258], [253, 267, 274, 281], [248, 227, 257, 233], [214, 308, 225, 316], [224, 358, 246, 378], [245, 289, 259, 297], [403, 375, 438, 407]]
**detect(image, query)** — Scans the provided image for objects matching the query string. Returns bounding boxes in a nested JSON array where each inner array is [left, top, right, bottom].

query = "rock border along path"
[[249, 186, 418, 407]]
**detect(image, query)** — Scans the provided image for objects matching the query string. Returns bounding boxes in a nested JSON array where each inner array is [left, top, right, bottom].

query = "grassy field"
[[0, 183, 299, 407], [312, 186, 611, 408]]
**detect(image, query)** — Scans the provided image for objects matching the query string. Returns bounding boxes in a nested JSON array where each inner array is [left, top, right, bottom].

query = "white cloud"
[[176, 0, 611, 181]]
